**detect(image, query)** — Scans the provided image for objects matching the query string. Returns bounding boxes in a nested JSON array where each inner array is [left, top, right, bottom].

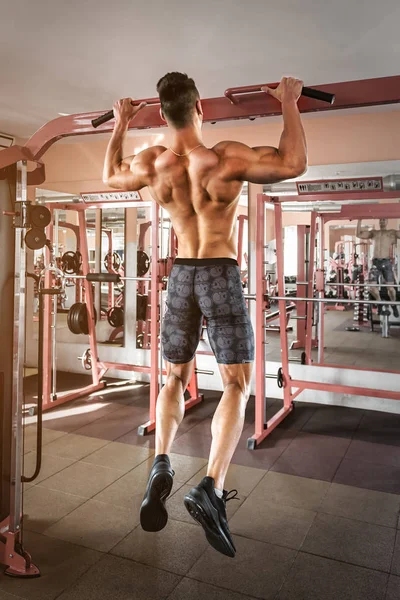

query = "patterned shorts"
[[368, 258, 395, 284], [161, 258, 255, 365]]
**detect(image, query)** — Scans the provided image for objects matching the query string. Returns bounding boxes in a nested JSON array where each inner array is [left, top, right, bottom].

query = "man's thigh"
[[382, 260, 395, 284]]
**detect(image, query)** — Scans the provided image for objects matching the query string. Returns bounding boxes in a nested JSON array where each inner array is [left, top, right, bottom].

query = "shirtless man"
[[103, 72, 307, 557], [356, 219, 400, 317]]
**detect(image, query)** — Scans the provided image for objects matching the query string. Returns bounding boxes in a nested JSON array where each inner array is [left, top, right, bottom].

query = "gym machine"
[[0, 75, 399, 577], [249, 178, 400, 449], [0, 164, 41, 576]]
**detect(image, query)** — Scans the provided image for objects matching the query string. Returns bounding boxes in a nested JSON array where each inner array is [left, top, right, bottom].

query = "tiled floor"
[[1, 375, 400, 599]]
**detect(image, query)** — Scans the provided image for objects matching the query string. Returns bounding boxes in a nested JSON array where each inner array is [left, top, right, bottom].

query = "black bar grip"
[[302, 86, 335, 105], [92, 110, 114, 129], [86, 273, 121, 283]]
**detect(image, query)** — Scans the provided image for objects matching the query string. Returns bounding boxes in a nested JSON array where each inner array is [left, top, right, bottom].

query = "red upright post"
[[138, 203, 160, 434], [255, 194, 266, 439], [317, 216, 326, 364], [237, 214, 248, 270], [78, 211, 100, 385], [274, 202, 292, 408], [291, 225, 307, 349], [305, 211, 317, 364], [42, 216, 53, 405]]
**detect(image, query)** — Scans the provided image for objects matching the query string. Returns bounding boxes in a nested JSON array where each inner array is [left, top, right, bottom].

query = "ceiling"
[[1, 0, 400, 139]]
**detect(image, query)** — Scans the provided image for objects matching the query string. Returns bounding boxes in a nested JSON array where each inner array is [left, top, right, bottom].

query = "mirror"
[[263, 204, 400, 371], [322, 215, 400, 370]]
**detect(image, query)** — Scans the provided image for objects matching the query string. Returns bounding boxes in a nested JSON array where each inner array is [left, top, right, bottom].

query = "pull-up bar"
[[91, 83, 335, 128], [224, 83, 335, 106]]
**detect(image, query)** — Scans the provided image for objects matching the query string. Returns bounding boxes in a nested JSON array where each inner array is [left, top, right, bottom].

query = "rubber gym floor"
[[0, 371, 399, 600]]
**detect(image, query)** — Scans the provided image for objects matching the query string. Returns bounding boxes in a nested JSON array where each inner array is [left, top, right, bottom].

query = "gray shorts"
[[369, 258, 395, 284], [161, 258, 255, 365]]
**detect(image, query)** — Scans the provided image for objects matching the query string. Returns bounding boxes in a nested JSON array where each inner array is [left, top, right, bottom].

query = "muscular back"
[[139, 144, 244, 259], [371, 229, 398, 259]]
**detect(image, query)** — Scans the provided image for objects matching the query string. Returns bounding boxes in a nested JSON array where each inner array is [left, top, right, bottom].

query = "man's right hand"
[[262, 77, 303, 104]]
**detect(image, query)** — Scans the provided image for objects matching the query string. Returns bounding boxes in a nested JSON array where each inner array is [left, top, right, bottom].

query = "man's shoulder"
[[130, 146, 167, 170], [212, 140, 250, 158], [137, 145, 167, 160]]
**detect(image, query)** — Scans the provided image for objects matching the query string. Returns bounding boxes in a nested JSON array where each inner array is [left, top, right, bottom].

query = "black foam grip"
[[91, 110, 114, 128], [302, 86, 335, 105], [86, 273, 120, 283]]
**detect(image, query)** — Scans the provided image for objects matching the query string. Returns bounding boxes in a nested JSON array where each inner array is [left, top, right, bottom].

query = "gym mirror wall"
[[32, 197, 128, 351], [263, 201, 400, 371]]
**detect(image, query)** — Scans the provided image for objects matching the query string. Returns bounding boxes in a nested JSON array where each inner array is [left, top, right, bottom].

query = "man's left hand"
[[113, 98, 147, 125]]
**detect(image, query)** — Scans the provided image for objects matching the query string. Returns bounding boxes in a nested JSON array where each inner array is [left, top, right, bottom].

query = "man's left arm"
[[103, 98, 151, 191], [395, 230, 400, 240]]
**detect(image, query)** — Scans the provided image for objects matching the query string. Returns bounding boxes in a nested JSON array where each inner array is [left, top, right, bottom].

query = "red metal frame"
[[249, 190, 400, 449], [1, 76, 400, 183], [41, 199, 203, 435], [237, 214, 248, 270], [0, 517, 39, 577]]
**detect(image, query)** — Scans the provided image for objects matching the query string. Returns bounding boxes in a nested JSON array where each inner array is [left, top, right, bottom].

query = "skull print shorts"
[[161, 258, 255, 365]]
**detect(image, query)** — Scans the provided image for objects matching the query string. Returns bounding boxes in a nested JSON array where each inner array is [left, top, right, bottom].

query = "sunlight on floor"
[[24, 382, 145, 426]]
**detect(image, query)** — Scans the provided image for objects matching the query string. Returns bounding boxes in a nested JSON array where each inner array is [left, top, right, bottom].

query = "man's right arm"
[[215, 77, 307, 184], [356, 219, 373, 239]]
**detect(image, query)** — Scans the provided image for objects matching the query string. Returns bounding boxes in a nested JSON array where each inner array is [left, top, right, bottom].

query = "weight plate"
[[61, 251, 82, 275], [137, 250, 150, 277], [107, 306, 124, 328], [81, 348, 92, 370], [277, 367, 284, 389], [25, 228, 46, 250], [104, 251, 122, 272], [30, 205, 51, 228], [67, 303, 97, 335]]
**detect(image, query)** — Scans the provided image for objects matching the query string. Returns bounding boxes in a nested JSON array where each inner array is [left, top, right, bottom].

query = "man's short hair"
[[156, 72, 200, 129]]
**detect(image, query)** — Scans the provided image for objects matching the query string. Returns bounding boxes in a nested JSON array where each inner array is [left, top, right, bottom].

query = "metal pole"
[[0, 177, 14, 523], [305, 212, 317, 364], [321, 282, 397, 289], [270, 296, 400, 306], [255, 194, 266, 437], [274, 202, 292, 408], [317, 217, 325, 364], [9, 161, 27, 532], [77, 210, 100, 385], [94, 209, 102, 317], [51, 210, 59, 400]]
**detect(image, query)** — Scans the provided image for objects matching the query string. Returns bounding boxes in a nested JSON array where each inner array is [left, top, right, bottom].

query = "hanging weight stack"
[[67, 303, 97, 335]]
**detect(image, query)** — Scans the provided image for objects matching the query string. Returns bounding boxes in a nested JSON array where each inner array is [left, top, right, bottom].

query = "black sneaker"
[[140, 455, 174, 532], [392, 305, 399, 318], [184, 476, 238, 558]]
